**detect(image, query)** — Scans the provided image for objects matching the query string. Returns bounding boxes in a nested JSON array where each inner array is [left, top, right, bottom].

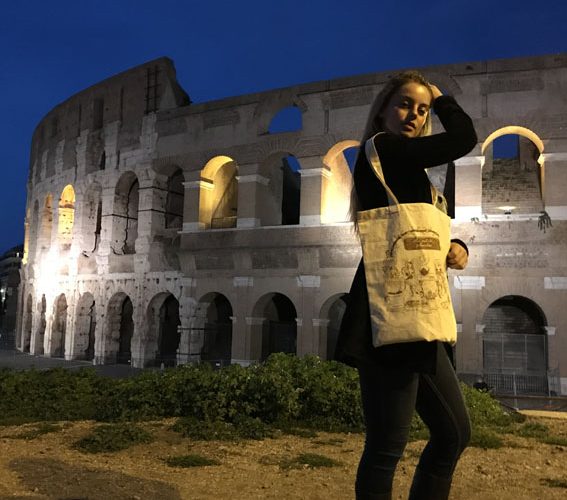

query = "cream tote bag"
[[357, 135, 457, 347]]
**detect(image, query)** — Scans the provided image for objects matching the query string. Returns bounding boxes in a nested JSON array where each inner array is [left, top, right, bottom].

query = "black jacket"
[[335, 95, 477, 372]]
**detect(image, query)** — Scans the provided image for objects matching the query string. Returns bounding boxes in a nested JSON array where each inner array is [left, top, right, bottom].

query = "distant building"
[[16, 55, 567, 396], [0, 245, 23, 348]]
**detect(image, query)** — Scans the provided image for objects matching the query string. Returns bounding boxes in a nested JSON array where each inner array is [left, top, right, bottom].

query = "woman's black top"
[[335, 95, 477, 373]]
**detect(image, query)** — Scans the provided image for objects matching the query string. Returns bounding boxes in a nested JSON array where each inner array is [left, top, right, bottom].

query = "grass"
[[540, 478, 567, 489], [312, 438, 346, 446], [73, 423, 153, 453], [280, 453, 341, 469], [8, 422, 65, 440], [469, 427, 504, 449], [164, 454, 221, 468]]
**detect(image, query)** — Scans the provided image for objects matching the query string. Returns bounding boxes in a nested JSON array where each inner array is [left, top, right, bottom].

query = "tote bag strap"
[[366, 133, 442, 209], [364, 134, 400, 207]]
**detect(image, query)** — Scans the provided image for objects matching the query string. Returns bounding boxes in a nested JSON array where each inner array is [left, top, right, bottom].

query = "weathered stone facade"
[[16, 55, 567, 395]]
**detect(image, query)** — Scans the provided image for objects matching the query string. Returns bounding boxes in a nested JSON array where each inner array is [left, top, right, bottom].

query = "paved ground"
[[0, 349, 144, 378]]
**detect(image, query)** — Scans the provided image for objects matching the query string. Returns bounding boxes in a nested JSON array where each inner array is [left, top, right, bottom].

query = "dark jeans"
[[355, 342, 471, 499]]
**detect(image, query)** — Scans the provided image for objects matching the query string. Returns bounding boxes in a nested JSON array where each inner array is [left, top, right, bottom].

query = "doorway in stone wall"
[[156, 295, 181, 367], [51, 294, 67, 358], [258, 293, 297, 361], [117, 297, 134, 364], [200, 293, 233, 368], [482, 295, 548, 394]]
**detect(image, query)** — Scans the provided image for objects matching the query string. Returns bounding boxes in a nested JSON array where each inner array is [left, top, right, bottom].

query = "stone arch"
[[255, 91, 308, 135], [74, 292, 96, 361], [268, 105, 302, 133], [34, 294, 47, 355], [481, 295, 548, 394], [319, 293, 349, 360], [195, 292, 233, 367], [58, 184, 75, 248], [481, 126, 544, 214], [322, 140, 359, 223], [146, 292, 181, 367], [200, 156, 238, 229], [38, 194, 53, 253], [51, 293, 68, 358], [252, 292, 297, 361], [22, 293, 33, 353], [106, 292, 134, 364], [112, 172, 139, 254], [258, 152, 301, 226]]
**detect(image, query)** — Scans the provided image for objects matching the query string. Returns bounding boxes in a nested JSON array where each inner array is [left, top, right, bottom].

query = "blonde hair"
[[349, 71, 434, 230]]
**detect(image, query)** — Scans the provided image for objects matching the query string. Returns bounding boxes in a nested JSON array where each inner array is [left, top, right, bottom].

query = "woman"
[[335, 71, 477, 500]]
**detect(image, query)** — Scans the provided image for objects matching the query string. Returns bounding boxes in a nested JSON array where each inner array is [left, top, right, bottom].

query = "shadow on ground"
[[6, 458, 181, 500]]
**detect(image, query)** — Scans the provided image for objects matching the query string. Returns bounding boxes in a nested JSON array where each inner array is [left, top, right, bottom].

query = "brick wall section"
[[482, 158, 543, 214]]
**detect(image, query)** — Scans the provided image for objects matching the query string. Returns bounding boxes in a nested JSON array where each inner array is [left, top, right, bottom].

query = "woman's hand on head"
[[446, 242, 468, 270], [429, 84, 443, 101]]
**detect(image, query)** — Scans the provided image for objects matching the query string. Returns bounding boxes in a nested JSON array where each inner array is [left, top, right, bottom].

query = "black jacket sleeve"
[[374, 95, 477, 172]]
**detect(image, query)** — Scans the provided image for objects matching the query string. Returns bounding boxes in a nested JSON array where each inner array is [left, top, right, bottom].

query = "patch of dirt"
[[0, 416, 565, 499]]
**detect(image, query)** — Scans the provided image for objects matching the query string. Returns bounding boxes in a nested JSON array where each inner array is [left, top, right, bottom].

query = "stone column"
[[96, 185, 116, 275], [312, 318, 330, 359], [541, 152, 567, 220], [236, 164, 268, 228], [298, 156, 328, 226], [182, 170, 205, 232], [245, 316, 264, 363], [177, 278, 198, 364], [454, 155, 483, 222], [231, 277, 254, 364], [134, 169, 168, 273], [295, 275, 320, 356]]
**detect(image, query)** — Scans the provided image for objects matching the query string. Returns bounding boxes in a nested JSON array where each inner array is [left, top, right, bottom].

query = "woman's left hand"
[[446, 242, 468, 270]]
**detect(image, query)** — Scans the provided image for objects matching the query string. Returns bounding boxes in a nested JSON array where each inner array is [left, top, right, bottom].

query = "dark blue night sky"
[[1, 0, 566, 254]]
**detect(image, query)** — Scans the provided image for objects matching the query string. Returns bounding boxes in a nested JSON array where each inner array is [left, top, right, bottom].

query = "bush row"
[[0, 353, 513, 433]]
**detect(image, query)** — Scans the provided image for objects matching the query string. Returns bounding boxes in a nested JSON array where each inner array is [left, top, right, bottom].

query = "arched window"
[[58, 185, 75, 248], [482, 128, 544, 216], [200, 157, 238, 229], [268, 105, 302, 133]]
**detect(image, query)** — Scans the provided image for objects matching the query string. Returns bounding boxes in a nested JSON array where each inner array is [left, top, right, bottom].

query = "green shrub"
[[172, 414, 275, 441], [461, 383, 521, 430], [164, 454, 220, 467], [172, 416, 238, 441], [469, 427, 504, 449], [73, 423, 153, 453]]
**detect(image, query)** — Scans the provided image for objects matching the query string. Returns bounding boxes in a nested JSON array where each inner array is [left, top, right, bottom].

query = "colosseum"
[[16, 54, 567, 396]]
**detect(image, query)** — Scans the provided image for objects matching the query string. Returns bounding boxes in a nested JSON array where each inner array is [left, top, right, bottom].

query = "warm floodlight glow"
[[58, 185, 76, 243], [36, 249, 60, 301], [200, 156, 237, 229]]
